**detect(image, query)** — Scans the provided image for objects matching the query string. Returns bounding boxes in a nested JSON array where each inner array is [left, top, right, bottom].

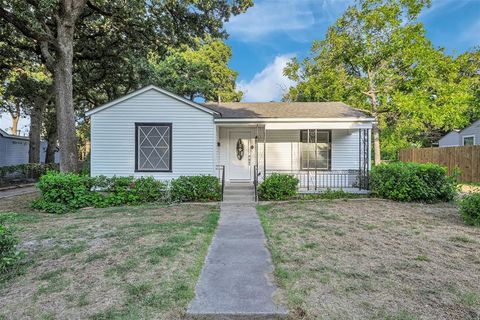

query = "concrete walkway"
[[187, 201, 287, 319]]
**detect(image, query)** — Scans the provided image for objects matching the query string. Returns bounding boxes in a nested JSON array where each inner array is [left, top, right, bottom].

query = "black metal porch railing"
[[253, 164, 259, 202], [265, 169, 369, 191], [216, 165, 225, 201]]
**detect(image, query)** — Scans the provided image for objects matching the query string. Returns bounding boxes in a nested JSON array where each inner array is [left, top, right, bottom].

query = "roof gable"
[[440, 119, 480, 140], [85, 85, 219, 117], [461, 119, 480, 133], [0, 128, 29, 140]]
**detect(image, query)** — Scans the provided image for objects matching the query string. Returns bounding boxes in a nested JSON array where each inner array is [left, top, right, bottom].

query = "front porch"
[[215, 122, 371, 194]]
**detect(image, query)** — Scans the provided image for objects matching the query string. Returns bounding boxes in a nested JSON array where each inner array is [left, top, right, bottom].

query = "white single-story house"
[[86, 85, 373, 193], [0, 128, 59, 166], [439, 119, 480, 147]]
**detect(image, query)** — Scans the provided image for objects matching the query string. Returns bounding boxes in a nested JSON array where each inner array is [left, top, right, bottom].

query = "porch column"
[[255, 125, 259, 169], [264, 126, 267, 179]]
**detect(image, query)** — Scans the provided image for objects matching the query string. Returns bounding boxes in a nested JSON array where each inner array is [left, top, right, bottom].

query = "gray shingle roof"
[[203, 102, 371, 119]]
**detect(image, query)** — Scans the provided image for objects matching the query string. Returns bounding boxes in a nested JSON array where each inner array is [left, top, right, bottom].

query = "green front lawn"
[[259, 199, 480, 320], [0, 193, 218, 319]]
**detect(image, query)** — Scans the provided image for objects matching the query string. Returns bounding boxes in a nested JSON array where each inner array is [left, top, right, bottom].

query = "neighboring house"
[[439, 120, 480, 147], [0, 129, 30, 166], [0, 128, 59, 166], [86, 85, 374, 192]]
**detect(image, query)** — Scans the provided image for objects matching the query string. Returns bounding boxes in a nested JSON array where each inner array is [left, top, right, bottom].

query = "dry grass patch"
[[0, 193, 219, 319], [259, 199, 480, 320]]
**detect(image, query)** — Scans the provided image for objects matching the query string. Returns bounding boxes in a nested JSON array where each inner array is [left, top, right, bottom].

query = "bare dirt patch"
[[259, 199, 480, 320], [460, 184, 480, 194], [0, 194, 219, 320]]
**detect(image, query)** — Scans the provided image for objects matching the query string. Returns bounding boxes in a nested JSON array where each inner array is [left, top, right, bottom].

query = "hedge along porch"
[[86, 85, 374, 194]]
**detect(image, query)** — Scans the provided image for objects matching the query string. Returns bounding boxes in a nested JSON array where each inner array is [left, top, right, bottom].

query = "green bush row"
[[171, 175, 221, 202], [460, 193, 480, 227], [31, 172, 221, 214], [370, 162, 458, 202]]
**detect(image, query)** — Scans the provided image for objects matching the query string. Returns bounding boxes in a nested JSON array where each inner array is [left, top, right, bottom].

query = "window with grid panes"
[[300, 130, 331, 170]]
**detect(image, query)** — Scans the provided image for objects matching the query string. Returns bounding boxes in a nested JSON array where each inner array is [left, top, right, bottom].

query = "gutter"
[[213, 117, 376, 123]]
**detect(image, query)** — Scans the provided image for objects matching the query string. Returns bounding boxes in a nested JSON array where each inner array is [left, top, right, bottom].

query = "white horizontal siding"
[[439, 131, 460, 147], [331, 130, 360, 170], [263, 130, 299, 171], [217, 127, 228, 166], [90, 89, 215, 180], [0, 137, 29, 166], [460, 119, 480, 145]]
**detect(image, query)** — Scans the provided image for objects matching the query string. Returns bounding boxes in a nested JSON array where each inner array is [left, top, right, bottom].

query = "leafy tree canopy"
[[284, 0, 479, 159], [149, 38, 242, 102]]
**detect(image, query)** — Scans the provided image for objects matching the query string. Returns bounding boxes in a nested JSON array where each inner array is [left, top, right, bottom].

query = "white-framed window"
[[300, 130, 331, 170], [135, 123, 172, 172], [463, 135, 475, 146]]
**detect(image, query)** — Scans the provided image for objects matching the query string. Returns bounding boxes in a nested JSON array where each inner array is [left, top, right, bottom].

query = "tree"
[[1, 0, 253, 172], [285, 0, 432, 163], [43, 105, 58, 164], [380, 47, 479, 155], [0, 76, 23, 135], [149, 39, 242, 102]]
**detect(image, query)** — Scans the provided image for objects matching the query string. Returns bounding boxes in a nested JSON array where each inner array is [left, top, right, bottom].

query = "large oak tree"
[[1, 0, 252, 172]]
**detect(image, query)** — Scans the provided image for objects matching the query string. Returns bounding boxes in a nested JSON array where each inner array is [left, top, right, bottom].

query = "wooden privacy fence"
[[399, 145, 480, 183]]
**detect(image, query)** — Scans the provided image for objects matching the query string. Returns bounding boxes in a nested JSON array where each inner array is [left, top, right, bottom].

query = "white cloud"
[[420, 0, 470, 20], [460, 19, 480, 44], [238, 54, 296, 102], [226, 0, 350, 41]]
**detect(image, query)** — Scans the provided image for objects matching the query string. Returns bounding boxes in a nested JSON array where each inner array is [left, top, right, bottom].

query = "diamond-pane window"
[[136, 123, 172, 172]]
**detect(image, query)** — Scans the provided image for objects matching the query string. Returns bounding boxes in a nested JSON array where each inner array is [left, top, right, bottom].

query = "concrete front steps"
[[222, 182, 255, 203]]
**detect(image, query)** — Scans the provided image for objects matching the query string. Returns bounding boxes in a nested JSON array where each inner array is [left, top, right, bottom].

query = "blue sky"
[[1, 0, 479, 133], [226, 0, 480, 101]]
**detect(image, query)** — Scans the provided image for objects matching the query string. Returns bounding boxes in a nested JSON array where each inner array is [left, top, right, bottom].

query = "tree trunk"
[[372, 120, 381, 165], [45, 113, 58, 164], [28, 94, 51, 163], [10, 114, 19, 135], [368, 87, 381, 165], [54, 22, 78, 172]]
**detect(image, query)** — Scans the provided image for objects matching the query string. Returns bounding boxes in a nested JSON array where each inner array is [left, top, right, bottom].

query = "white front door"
[[228, 131, 252, 181]]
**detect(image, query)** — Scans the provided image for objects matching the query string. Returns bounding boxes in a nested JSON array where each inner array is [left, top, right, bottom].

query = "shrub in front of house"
[[32, 172, 167, 213], [369, 162, 458, 202], [460, 193, 480, 226], [0, 220, 21, 274], [96, 176, 167, 206], [32, 172, 94, 214], [258, 173, 299, 201], [170, 175, 221, 202]]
